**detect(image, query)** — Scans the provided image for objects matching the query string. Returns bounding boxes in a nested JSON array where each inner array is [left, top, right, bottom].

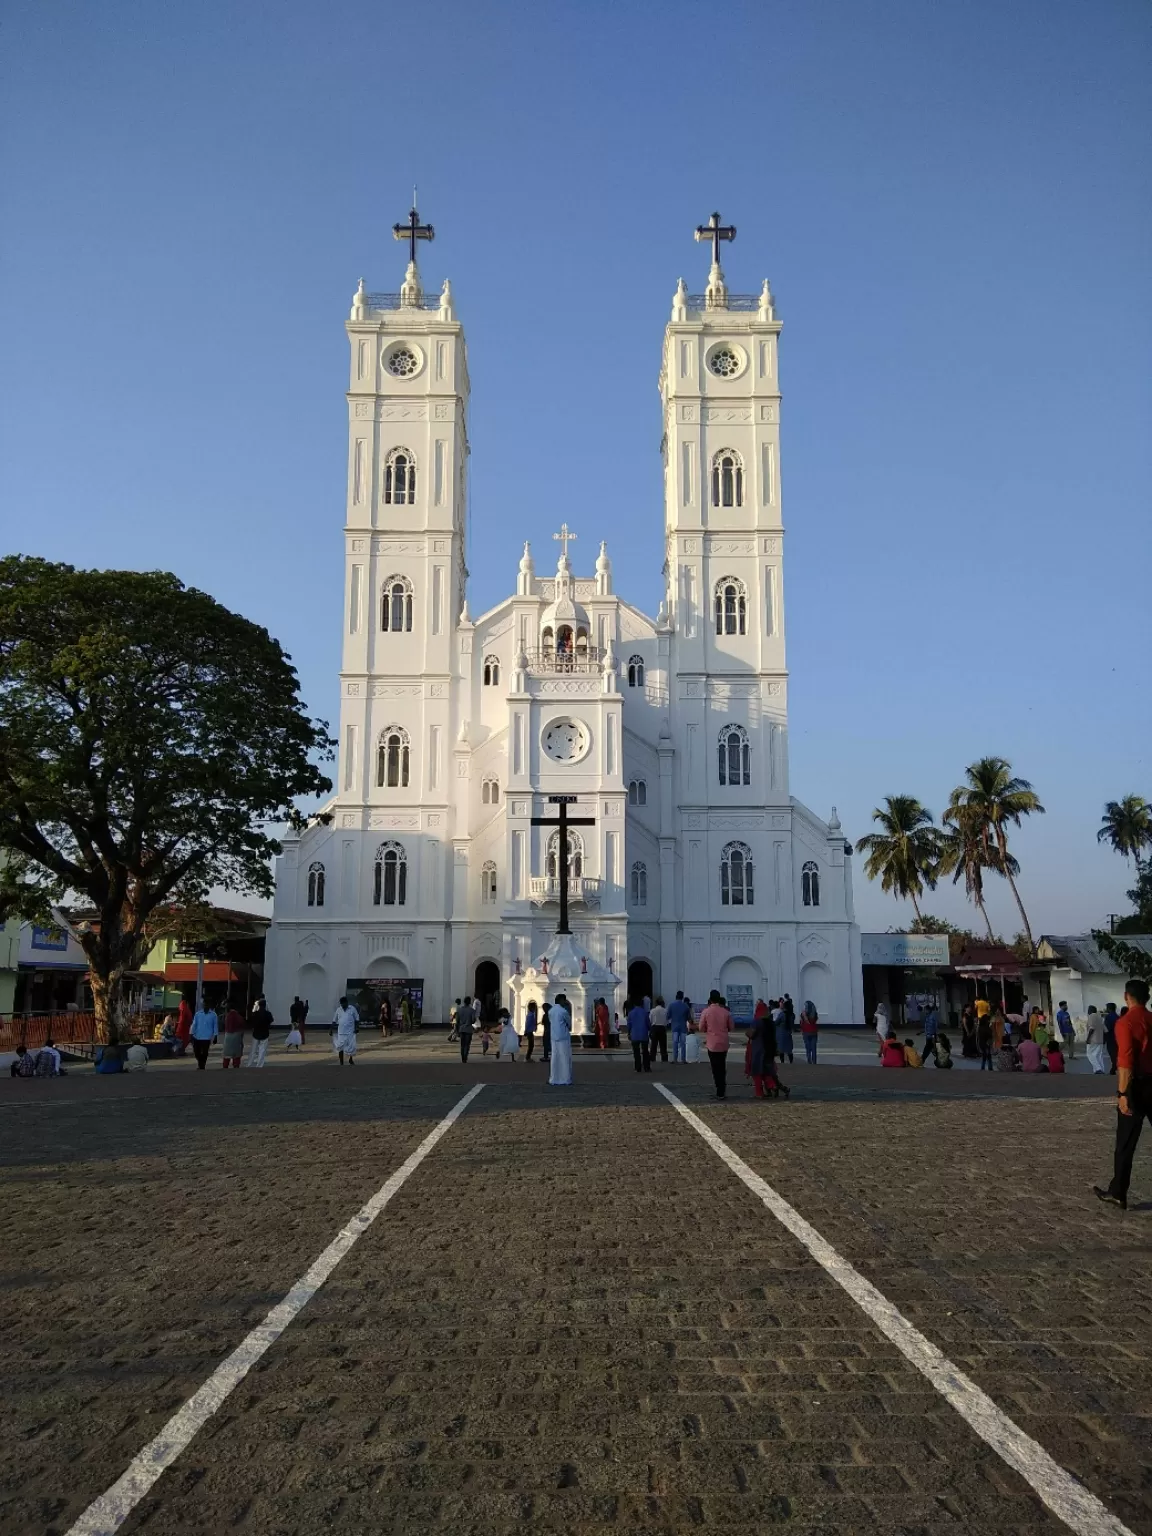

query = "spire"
[[351, 277, 368, 321], [399, 260, 424, 308], [758, 278, 775, 322], [595, 540, 612, 595], [438, 278, 456, 321], [705, 261, 729, 311], [517, 540, 534, 596], [671, 278, 688, 322]]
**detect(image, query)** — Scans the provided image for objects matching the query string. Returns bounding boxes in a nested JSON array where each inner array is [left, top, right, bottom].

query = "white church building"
[[265, 210, 864, 1029]]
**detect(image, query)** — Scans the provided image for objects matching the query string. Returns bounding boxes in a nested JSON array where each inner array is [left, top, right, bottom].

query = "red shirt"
[[1116, 1004, 1152, 1075], [881, 1040, 905, 1067]]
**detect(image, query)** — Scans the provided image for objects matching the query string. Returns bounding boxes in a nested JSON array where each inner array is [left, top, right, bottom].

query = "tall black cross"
[[393, 201, 435, 262], [694, 210, 736, 264], [531, 795, 595, 936]]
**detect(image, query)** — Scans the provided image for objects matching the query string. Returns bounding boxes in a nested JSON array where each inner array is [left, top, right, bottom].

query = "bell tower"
[[661, 214, 788, 807], [338, 202, 470, 811]]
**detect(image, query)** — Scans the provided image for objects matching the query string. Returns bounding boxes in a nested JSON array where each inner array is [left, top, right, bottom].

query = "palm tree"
[[946, 757, 1044, 953], [1097, 796, 1152, 873], [855, 795, 944, 922], [937, 805, 997, 942]]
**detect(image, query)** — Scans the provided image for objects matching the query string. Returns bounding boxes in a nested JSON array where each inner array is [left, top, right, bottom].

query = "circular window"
[[707, 345, 743, 378], [385, 346, 419, 378], [541, 718, 591, 764]]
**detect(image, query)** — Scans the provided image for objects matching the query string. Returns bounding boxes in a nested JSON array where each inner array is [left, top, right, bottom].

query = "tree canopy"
[[854, 795, 944, 921], [0, 556, 332, 1035]]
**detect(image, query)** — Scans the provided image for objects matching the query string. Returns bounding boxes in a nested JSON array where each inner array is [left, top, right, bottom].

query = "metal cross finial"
[[553, 523, 577, 560], [393, 201, 435, 263], [694, 210, 736, 265]]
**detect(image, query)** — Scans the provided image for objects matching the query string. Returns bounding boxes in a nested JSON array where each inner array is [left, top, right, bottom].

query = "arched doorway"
[[474, 960, 500, 1024], [627, 959, 654, 1005], [719, 955, 763, 1026]]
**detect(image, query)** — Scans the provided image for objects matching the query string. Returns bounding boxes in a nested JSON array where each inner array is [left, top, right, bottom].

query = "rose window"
[[708, 347, 741, 378], [387, 347, 418, 377]]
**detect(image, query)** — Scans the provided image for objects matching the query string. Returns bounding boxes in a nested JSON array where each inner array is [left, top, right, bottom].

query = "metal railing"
[[366, 293, 442, 312], [686, 294, 762, 311], [524, 647, 604, 675]]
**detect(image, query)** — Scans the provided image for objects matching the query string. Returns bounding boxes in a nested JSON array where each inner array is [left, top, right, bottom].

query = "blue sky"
[[1, 0, 1148, 934]]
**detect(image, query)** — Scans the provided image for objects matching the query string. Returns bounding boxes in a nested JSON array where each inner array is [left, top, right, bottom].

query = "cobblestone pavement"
[[1, 1059, 1148, 1535]]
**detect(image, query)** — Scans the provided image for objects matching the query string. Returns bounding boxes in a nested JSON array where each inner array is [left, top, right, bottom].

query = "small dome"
[[595, 540, 611, 573], [519, 540, 534, 573]]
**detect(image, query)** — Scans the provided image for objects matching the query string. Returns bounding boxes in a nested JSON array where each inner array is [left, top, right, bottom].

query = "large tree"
[[946, 756, 1044, 953], [938, 802, 998, 942], [855, 795, 944, 922], [0, 557, 332, 1040], [1097, 795, 1152, 873]]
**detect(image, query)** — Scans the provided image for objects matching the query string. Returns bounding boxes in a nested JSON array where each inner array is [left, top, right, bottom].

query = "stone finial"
[[517, 541, 534, 597], [705, 261, 728, 311], [655, 596, 668, 628], [438, 278, 456, 321], [671, 278, 688, 322], [399, 259, 424, 308], [351, 278, 368, 321], [829, 806, 842, 832], [758, 279, 775, 321], [595, 540, 612, 595]]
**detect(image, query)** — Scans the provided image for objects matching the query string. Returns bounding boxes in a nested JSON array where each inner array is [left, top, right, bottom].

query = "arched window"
[[483, 655, 500, 687], [306, 862, 325, 908], [714, 576, 747, 636], [627, 778, 647, 807], [373, 841, 408, 906], [381, 574, 413, 633], [802, 860, 820, 907], [384, 447, 416, 506], [546, 830, 584, 882], [627, 655, 645, 688], [711, 448, 744, 508], [376, 726, 411, 788], [482, 777, 500, 805], [720, 841, 754, 907], [717, 724, 751, 787], [630, 862, 648, 906], [481, 860, 498, 905]]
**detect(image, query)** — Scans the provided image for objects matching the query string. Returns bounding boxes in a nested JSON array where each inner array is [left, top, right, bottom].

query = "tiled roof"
[[1037, 933, 1152, 974]]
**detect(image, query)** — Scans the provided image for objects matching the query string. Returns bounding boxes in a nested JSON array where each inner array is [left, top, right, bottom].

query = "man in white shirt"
[[648, 997, 669, 1064], [331, 996, 360, 1066]]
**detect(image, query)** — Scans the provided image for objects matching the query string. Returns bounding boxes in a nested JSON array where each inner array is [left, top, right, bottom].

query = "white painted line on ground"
[[654, 1082, 1134, 1536], [65, 1083, 486, 1536]]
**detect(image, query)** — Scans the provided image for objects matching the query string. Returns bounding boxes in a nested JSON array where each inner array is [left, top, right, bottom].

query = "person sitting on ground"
[[934, 1032, 954, 1069], [880, 1030, 906, 1068], [94, 1042, 124, 1074], [903, 1038, 923, 1068], [1017, 1034, 1044, 1072], [35, 1038, 63, 1076], [1046, 1039, 1066, 1073], [996, 1039, 1021, 1071], [10, 1045, 36, 1078], [124, 1040, 149, 1072]]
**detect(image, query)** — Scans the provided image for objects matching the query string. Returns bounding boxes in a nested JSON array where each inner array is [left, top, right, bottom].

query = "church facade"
[[265, 214, 864, 1028]]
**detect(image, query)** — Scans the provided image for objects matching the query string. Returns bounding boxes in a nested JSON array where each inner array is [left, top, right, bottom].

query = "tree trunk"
[[975, 895, 995, 943], [909, 890, 923, 922], [89, 966, 128, 1044]]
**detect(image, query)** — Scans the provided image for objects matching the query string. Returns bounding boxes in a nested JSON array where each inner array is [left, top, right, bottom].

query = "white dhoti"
[[334, 1022, 357, 1055], [548, 1006, 573, 1085], [498, 1023, 519, 1058]]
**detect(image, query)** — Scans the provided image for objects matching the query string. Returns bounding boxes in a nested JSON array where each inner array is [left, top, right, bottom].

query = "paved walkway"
[[1, 1053, 1147, 1534]]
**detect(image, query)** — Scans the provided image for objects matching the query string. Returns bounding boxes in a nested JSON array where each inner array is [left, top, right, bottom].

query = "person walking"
[[1103, 1002, 1120, 1074], [668, 991, 691, 1063], [749, 1008, 789, 1099], [874, 1000, 890, 1046], [595, 996, 610, 1051], [289, 995, 305, 1045], [247, 996, 274, 1068], [174, 996, 193, 1056], [699, 990, 734, 1099], [1085, 1007, 1109, 1074], [548, 993, 574, 1086], [800, 1001, 819, 1063], [1094, 978, 1152, 1211], [190, 1001, 217, 1070], [1056, 999, 1076, 1060], [331, 995, 360, 1065], [446, 998, 460, 1043], [774, 999, 794, 1064], [627, 997, 652, 1073], [221, 1002, 245, 1068], [977, 1009, 994, 1070], [648, 996, 668, 1064], [921, 1004, 940, 1067], [523, 999, 538, 1061], [456, 995, 477, 1063], [497, 1008, 520, 1061], [541, 1000, 552, 1064]]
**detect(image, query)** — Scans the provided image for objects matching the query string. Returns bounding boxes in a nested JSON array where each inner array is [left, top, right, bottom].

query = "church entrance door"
[[627, 959, 654, 1005], [474, 960, 500, 1025]]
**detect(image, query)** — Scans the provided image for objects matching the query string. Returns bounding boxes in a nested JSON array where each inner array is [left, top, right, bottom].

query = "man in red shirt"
[[1094, 978, 1152, 1211], [698, 990, 734, 1099]]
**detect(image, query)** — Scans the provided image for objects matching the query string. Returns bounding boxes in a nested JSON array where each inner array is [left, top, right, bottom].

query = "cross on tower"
[[694, 210, 736, 265], [393, 200, 435, 263], [553, 523, 577, 560]]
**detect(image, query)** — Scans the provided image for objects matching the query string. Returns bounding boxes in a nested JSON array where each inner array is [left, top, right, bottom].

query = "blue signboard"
[[31, 926, 69, 952], [860, 934, 949, 968]]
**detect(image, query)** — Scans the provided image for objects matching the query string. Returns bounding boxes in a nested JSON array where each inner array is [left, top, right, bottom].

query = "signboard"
[[30, 926, 69, 952], [345, 977, 424, 1026], [860, 934, 949, 968], [548, 794, 578, 804], [725, 984, 755, 1023]]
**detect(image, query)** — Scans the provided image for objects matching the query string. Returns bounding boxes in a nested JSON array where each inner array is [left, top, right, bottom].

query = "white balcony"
[[529, 876, 603, 908]]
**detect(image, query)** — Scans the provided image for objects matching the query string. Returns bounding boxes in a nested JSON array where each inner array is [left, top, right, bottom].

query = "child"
[[497, 1009, 519, 1061], [1046, 1039, 1065, 1074], [284, 1024, 303, 1051], [480, 1020, 493, 1055], [935, 1032, 954, 1069], [903, 1038, 923, 1068]]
